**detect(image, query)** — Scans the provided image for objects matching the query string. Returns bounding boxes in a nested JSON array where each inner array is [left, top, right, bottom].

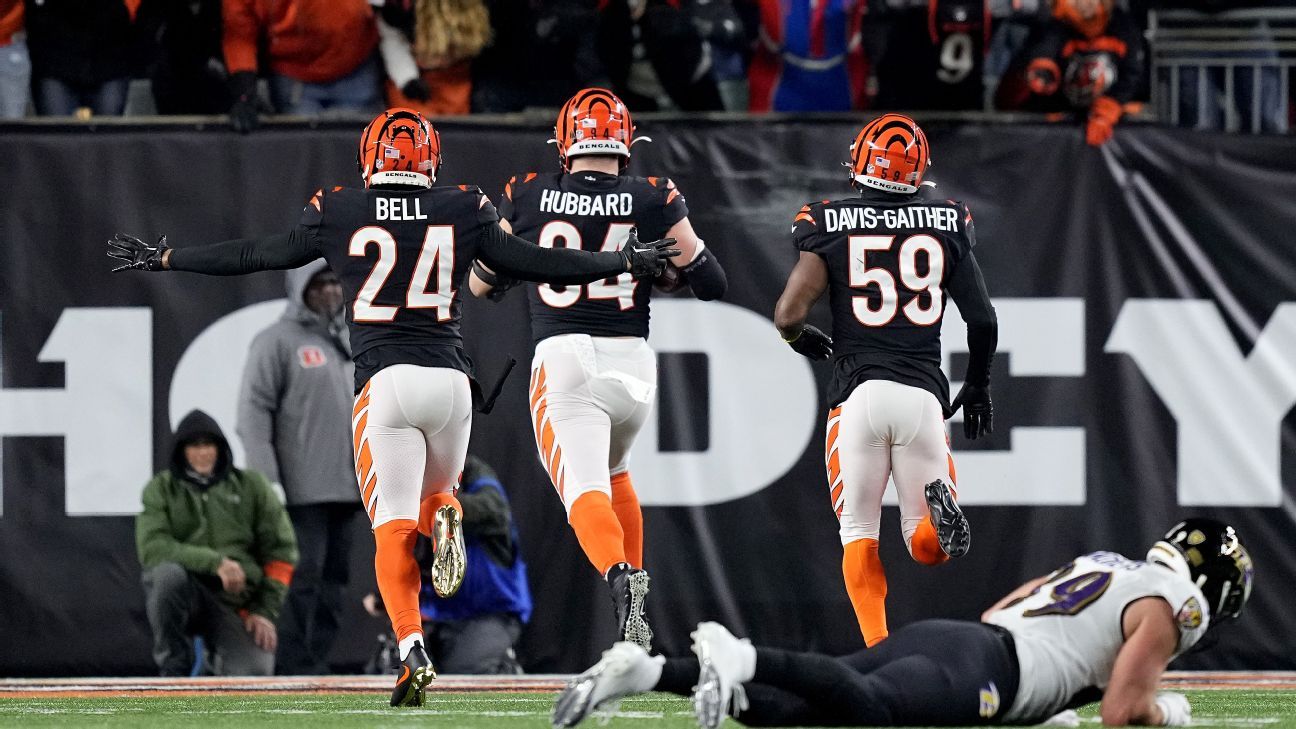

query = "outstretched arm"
[[1101, 598, 1183, 726], [475, 223, 677, 286], [108, 229, 320, 275]]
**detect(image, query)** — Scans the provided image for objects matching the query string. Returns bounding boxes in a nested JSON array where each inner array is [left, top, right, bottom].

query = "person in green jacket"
[[136, 410, 299, 676]]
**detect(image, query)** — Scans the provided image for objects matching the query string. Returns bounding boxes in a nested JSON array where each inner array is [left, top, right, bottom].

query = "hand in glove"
[[950, 382, 993, 440], [783, 325, 832, 361], [107, 233, 170, 272], [620, 227, 680, 279]]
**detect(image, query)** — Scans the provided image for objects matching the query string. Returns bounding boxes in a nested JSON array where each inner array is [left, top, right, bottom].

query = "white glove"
[[1042, 709, 1080, 727], [1155, 692, 1192, 726]]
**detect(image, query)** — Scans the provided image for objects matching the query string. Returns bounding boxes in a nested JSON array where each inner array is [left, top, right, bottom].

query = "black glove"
[[784, 325, 832, 361], [401, 77, 431, 102], [108, 233, 170, 272], [620, 227, 680, 279], [228, 71, 261, 134], [951, 382, 993, 440]]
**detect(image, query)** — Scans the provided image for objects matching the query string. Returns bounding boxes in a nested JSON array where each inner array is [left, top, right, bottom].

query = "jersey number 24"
[[349, 225, 455, 323]]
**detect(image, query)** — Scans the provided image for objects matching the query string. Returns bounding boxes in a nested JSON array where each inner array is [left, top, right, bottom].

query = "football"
[[653, 261, 687, 293]]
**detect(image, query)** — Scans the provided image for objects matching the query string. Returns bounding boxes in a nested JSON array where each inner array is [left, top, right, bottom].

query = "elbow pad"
[[680, 243, 727, 301]]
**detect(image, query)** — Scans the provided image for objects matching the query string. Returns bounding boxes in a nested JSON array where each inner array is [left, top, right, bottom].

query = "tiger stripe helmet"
[[552, 88, 641, 171], [357, 108, 441, 188], [849, 113, 931, 195]]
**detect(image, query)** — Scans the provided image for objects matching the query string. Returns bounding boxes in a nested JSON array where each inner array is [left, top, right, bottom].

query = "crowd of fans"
[[0, 1, 1286, 127]]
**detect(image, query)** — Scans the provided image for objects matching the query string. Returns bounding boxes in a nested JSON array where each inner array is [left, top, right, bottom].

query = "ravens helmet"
[[1146, 518, 1254, 629]]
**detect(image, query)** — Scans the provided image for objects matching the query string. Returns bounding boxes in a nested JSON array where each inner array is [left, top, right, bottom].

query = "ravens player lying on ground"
[[469, 87, 728, 652], [553, 518, 1253, 729], [107, 108, 679, 707], [774, 112, 998, 646]]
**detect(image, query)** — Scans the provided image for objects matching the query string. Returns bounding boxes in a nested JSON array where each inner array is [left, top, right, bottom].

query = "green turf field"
[[0, 690, 1294, 728]]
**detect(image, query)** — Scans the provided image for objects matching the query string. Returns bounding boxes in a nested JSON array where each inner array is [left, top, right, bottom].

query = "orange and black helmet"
[[552, 88, 640, 171], [849, 113, 931, 195], [357, 108, 442, 188]]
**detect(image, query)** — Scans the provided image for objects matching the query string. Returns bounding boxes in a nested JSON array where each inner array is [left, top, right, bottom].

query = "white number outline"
[[347, 224, 456, 323], [537, 221, 638, 311], [848, 233, 945, 327]]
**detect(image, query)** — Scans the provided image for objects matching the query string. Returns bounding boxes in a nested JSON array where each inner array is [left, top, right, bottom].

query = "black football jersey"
[[871, 0, 988, 111], [792, 189, 976, 409], [298, 184, 499, 390], [498, 170, 688, 342]]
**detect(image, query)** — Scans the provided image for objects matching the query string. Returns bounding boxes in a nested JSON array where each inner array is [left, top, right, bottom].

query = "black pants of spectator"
[[142, 562, 274, 676], [427, 614, 523, 674], [656, 620, 1020, 726], [276, 502, 361, 674]]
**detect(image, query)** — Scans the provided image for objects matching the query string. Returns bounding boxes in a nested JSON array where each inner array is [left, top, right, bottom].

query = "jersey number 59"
[[849, 234, 944, 327]]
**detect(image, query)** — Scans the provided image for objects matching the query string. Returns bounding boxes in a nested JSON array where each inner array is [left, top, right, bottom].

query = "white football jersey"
[[986, 551, 1209, 722]]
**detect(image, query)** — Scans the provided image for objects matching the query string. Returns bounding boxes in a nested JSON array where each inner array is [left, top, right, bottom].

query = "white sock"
[[399, 632, 425, 661], [736, 641, 756, 683]]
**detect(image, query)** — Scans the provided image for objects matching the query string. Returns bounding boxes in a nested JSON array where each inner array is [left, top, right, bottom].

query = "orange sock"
[[909, 516, 949, 566], [373, 520, 423, 643], [842, 538, 889, 646], [610, 472, 643, 569], [418, 491, 463, 538], [568, 491, 628, 575]]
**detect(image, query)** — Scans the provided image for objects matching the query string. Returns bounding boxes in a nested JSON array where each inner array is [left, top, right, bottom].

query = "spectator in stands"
[[996, 0, 1145, 145], [597, 0, 726, 111], [747, 0, 867, 112], [471, 0, 609, 113], [237, 261, 357, 676], [137, 0, 228, 115], [866, 0, 992, 111], [363, 455, 532, 674], [0, 0, 28, 118], [136, 410, 298, 677], [24, 0, 138, 116], [376, 0, 492, 116], [223, 0, 381, 133]]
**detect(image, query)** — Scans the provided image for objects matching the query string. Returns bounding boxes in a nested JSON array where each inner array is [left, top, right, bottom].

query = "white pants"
[[528, 334, 657, 512], [826, 379, 955, 547], [351, 365, 472, 529]]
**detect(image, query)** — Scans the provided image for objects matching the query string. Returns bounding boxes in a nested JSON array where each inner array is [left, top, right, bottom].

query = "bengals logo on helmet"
[[552, 88, 645, 171], [357, 108, 442, 189], [849, 113, 931, 195]]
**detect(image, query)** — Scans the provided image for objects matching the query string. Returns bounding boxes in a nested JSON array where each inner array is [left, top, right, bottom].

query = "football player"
[[553, 518, 1254, 729], [107, 108, 679, 706], [772, 113, 998, 646], [467, 87, 728, 651]]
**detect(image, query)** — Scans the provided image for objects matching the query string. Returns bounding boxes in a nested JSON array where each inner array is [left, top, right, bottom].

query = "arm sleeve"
[[680, 242, 727, 301], [246, 472, 299, 620], [167, 227, 322, 275], [221, 0, 260, 75], [135, 478, 225, 574], [376, 16, 420, 87], [474, 223, 629, 286], [235, 334, 283, 485], [947, 250, 998, 387]]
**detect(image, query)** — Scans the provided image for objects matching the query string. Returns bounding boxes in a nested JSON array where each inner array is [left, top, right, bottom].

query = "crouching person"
[[136, 410, 299, 676]]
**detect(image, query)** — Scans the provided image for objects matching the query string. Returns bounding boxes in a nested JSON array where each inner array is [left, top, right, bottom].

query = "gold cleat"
[[431, 504, 466, 597]]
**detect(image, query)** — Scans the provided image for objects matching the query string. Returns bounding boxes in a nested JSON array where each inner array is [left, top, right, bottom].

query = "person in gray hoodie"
[[237, 259, 358, 675]]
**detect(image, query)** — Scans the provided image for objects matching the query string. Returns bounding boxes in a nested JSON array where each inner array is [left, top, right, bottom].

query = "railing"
[[1149, 7, 1296, 133]]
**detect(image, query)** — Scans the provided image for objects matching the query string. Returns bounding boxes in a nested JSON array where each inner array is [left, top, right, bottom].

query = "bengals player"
[[773, 113, 997, 646], [108, 108, 679, 706], [469, 88, 728, 651]]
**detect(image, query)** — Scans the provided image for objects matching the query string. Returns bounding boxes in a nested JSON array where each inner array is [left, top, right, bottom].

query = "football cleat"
[[608, 565, 653, 651], [924, 479, 971, 558], [390, 640, 436, 707], [690, 622, 751, 729], [430, 504, 467, 598], [551, 642, 662, 727]]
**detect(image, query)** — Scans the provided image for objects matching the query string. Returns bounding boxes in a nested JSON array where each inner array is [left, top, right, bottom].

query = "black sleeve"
[[946, 250, 997, 387], [681, 245, 727, 301], [474, 222, 628, 286], [167, 227, 321, 275]]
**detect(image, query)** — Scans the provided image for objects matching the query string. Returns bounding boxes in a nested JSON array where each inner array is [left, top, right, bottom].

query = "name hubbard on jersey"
[[539, 189, 635, 217], [822, 205, 960, 233]]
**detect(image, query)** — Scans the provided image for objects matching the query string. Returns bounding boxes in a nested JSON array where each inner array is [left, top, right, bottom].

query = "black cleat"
[[390, 640, 436, 707], [607, 564, 653, 651], [925, 479, 971, 558]]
